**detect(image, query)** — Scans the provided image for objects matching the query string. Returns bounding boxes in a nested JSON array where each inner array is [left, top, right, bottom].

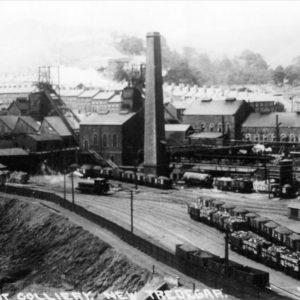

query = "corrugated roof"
[[0, 148, 28, 156], [0, 85, 36, 94], [44, 116, 71, 137], [81, 112, 136, 126], [184, 99, 244, 116], [171, 100, 192, 110], [288, 202, 300, 210], [19, 116, 40, 131], [108, 94, 122, 103], [0, 116, 18, 130], [78, 89, 100, 98], [165, 124, 191, 132], [60, 89, 84, 97], [242, 112, 300, 128], [93, 91, 115, 100], [189, 132, 223, 139]]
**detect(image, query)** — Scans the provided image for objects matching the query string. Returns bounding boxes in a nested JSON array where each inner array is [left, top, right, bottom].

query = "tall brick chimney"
[[143, 32, 168, 176]]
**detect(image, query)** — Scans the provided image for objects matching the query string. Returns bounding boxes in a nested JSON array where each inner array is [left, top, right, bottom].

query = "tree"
[[274, 101, 286, 112], [114, 34, 145, 56], [285, 58, 300, 85], [272, 66, 285, 86]]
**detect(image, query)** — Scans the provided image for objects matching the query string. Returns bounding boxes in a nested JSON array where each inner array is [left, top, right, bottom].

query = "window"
[[218, 123, 222, 132], [103, 134, 107, 147], [254, 134, 260, 142], [83, 140, 89, 151], [280, 133, 287, 141], [93, 133, 98, 145], [263, 134, 268, 142], [290, 134, 296, 142], [200, 123, 206, 131], [113, 134, 117, 147], [245, 133, 251, 141], [209, 123, 214, 132], [268, 134, 275, 142], [226, 123, 231, 133]]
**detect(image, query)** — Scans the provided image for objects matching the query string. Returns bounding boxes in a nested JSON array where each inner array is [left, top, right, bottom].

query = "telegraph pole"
[[130, 190, 133, 233]]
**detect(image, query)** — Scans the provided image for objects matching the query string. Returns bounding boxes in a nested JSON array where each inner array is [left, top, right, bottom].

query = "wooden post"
[[130, 190, 133, 233], [225, 230, 229, 263], [71, 172, 75, 209]]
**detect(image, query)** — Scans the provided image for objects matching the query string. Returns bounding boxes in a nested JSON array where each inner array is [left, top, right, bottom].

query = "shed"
[[288, 202, 300, 220]]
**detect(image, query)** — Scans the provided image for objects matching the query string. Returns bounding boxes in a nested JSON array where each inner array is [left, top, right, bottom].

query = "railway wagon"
[[229, 231, 300, 279], [76, 178, 110, 195], [175, 243, 270, 288], [272, 226, 293, 245], [182, 172, 213, 187]]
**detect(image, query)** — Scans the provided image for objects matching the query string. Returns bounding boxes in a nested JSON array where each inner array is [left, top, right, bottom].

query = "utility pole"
[[224, 230, 229, 263], [71, 172, 75, 209], [130, 190, 133, 233]]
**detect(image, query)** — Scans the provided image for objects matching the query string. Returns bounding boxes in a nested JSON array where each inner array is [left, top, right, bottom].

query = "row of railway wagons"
[[187, 197, 300, 279], [81, 165, 173, 189], [182, 172, 254, 193], [229, 230, 300, 279], [175, 243, 269, 288]]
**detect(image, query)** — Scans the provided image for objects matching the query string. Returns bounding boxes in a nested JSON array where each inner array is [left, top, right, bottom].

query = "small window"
[[280, 133, 287, 141], [254, 134, 260, 142], [226, 123, 231, 133], [200, 123, 206, 131], [218, 123, 222, 132], [245, 133, 251, 141], [93, 133, 98, 145], [268, 134, 275, 142], [83, 140, 89, 151], [209, 123, 214, 132], [113, 134, 117, 147], [290, 134, 296, 142], [103, 134, 107, 147]]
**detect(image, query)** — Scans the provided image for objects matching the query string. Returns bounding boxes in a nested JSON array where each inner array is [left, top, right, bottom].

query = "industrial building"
[[183, 98, 250, 140], [80, 110, 144, 166], [242, 112, 300, 142]]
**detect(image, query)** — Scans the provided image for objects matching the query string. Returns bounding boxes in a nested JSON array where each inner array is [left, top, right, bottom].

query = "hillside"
[[0, 198, 151, 295]]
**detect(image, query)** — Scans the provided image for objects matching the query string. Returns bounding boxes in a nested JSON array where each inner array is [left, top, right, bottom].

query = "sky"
[[1, 1, 300, 73]]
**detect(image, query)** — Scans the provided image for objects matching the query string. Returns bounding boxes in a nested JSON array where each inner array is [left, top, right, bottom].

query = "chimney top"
[[146, 32, 160, 37]]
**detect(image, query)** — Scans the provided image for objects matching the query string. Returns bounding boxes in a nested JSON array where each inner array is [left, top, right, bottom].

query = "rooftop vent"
[[201, 98, 212, 102], [225, 97, 236, 102]]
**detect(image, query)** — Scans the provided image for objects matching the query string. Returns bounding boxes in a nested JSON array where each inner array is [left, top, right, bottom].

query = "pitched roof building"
[[242, 112, 300, 142], [183, 98, 250, 139], [80, 110, 144, 166]]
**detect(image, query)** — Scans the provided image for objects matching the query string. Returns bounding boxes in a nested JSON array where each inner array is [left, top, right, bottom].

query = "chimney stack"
[[143, 32, 168, 176]]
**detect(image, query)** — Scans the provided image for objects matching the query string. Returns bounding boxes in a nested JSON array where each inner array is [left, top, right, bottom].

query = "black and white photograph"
[[0, 1, 300, 299]]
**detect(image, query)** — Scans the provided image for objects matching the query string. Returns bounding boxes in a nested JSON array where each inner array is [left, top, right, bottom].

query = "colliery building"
[[183, 98, 250, 140], [80, 111, 144, 166], [242, 112, 300, 142]]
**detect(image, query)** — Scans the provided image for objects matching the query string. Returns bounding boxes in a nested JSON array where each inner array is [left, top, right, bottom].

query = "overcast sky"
[[1, 1, 300, 71]]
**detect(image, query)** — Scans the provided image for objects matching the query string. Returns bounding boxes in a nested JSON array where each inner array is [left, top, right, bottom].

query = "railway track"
[[4, 182, 300, 299]]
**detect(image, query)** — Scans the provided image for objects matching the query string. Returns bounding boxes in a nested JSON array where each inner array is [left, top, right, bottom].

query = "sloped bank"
[[0, 198, 151, 294]]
